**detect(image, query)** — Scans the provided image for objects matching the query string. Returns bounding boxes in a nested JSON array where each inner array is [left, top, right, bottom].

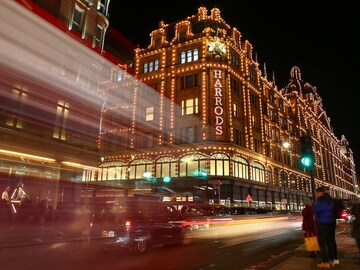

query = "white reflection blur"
[[193, 215, 302, 248], [0, 1, 182, 141]]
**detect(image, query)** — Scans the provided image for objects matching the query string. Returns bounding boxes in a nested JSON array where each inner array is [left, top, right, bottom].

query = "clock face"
[[208, 37, 226, 57]]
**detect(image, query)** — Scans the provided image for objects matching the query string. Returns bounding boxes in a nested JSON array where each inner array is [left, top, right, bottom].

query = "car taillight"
[[125, 220, 132, 231], [89, 221, 93, 228]]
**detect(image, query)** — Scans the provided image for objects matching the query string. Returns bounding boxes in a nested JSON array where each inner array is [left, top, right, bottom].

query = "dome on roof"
[[290, 66, 302, 80]]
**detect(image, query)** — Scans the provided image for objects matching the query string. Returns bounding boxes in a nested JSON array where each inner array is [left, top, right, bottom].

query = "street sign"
[[245, 194, 253, 202], [211, 179, 222, 189]]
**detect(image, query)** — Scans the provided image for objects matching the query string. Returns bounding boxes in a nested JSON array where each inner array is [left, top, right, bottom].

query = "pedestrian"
[[1, 186, 10, 205], [13, 182, 28, 202], [1, 186, 12, 226], [313, 186, 335, 269], [11, 182, 28, 206], [324, 186, 343, 265], [302, 196, 318, 257], [351, 203, 360, 265]]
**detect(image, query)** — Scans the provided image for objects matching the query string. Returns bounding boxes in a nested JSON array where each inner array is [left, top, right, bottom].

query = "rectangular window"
[[230, 78, 240, 93], [145, 106, 154, 121], [144, 132, 154, 148], [180, 126, 198, 143], [233, 103, 238, 117], [72, 5, 84, 34], [94, 24, 104, 48], [234, 129, 239, 145], [155, 38, 161, 49], [53, 100, 69, 140], [179, 31, 186, 42], [181, 98, 198, 115], [114, 69, 124, 81], [97, 0, 107, 14], [6, 84, 28, 129], [181, 74, 198, 89]]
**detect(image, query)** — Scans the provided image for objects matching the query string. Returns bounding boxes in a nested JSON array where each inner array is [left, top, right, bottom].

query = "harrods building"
[[96, 6, 358, 210]]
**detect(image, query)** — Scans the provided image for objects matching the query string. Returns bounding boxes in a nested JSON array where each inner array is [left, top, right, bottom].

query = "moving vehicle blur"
[[173, 203, 233, 227], [89, 198, 194, 254]]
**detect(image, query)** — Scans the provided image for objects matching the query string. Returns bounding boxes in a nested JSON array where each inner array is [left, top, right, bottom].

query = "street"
[[1, 216, 305, 270]]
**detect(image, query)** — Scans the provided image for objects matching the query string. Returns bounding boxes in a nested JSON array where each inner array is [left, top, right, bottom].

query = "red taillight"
[[89, 221, 93, 228], [125, 220, 132, 231]]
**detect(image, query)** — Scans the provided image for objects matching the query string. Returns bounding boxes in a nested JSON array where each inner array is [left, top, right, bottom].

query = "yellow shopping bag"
[[304, 236, 320, 252]]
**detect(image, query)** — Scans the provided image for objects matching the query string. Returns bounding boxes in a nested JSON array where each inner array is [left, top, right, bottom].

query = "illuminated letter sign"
[[213, 70, 224, 135]]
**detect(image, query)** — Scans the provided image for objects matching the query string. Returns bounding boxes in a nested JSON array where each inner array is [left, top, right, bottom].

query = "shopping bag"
[[304, 236, 320, 251]]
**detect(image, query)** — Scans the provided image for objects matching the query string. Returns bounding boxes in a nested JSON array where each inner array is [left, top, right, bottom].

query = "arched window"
[[266, 166, 272, 184], [232, 156, 249, 179], [155, 156, 177, 179], [149, 61, 154, 72], [179, 154, 207, 177], [281, 171, 288, 187], [143, 62, 148, 73], [99, 162, 127, 181], [154, 58, 159, 71], [187, 50, 192, 62], [180, 51, 186, 64], [210, 153, 230, 176], [129, 158, 153, 180], [180, 48, 199, 64], [290, 174, 297, 189], [251, 161, 265, 182], [274, 168, 280, 186], [193, 48, 199, 61]]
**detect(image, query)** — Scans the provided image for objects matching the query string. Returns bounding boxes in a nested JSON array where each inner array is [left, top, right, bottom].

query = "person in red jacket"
[[302, 196, 318, 256]]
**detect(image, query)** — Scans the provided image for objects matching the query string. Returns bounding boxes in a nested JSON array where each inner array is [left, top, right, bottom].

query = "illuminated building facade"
[[98, 6, 357, 209]]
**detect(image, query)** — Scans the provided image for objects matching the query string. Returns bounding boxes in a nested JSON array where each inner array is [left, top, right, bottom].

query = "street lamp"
[[281, 141, 290, 210]]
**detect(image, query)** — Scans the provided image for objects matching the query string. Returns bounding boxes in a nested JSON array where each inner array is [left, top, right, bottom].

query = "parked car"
[[89, 199, 194, 254]]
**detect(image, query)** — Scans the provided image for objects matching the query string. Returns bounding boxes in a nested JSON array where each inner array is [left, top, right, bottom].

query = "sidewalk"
[[270, 223, 360, 269], [0, 225, 88, 249]]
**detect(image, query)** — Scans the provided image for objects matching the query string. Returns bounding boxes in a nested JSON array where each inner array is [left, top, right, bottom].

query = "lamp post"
[[281, 141, 290, 210]]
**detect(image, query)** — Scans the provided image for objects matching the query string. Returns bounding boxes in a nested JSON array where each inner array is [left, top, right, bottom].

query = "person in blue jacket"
[[313, 186, 335, 269]]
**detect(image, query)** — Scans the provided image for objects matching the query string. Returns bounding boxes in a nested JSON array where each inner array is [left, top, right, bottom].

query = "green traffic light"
[[163, 176, 171, 183], [300, 134, 314, 168], [192, 169, 208, 178], [301, 156, 314, 168]]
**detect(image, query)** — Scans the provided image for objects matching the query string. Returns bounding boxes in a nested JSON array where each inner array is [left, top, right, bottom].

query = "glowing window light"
[[0, 149, 56, 162]]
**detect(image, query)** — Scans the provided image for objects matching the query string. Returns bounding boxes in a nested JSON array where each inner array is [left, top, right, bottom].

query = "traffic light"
[[163, 176, 171, 183], [300, 134, 314, 168], [192, 169, 209, 179]]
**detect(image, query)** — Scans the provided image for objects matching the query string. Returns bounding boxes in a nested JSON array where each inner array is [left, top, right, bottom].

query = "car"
[[173, 203, 233, 229], [339, 209, 354, 223], [88, 198, 194, 254]]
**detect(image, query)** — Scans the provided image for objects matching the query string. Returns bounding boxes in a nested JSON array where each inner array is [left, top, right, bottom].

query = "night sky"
[[108, 1, 360, 172]]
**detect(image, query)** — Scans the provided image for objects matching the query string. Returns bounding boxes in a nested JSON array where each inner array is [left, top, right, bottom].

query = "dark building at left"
[[0, 0, 135, 208]]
